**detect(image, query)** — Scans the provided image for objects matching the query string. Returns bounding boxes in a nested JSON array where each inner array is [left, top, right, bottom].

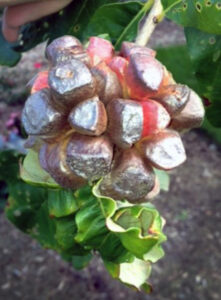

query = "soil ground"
[[0, 20, 221, 300]]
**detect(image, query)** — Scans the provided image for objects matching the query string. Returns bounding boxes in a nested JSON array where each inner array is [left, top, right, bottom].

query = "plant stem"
[[135, 0, 163, 47]]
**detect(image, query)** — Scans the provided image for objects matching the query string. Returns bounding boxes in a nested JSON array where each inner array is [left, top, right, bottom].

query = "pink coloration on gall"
[[31, 71, 49, 94], [87, 37, 114, 66], [141, 99, 170, 137]]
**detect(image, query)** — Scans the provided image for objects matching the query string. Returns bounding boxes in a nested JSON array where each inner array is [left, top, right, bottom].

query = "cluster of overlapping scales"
[[22, 35, 205, 203]]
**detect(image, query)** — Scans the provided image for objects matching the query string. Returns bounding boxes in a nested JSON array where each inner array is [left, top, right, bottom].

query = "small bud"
[[141, 99, 171, 137], [39, 141, 86, 189], [22, 88, 65, 136], [137, 129, 186, 170], [125, 54, 164, 100], [108, 56, 129, 97], [170, 90, 205, 130], [49, 59, 95, 109], [46, 35, 83, 65], [154, 84, 190, 116], [160, 66, 175, 88], [66, 133, 113, 181], [99, 148, 155, 203], [29, 71, 49, 94], [87, 37, 114, 66], [24, 136, 42, 151], [68, 96, 107, 136], [91, 62, 122, 104], [107, 99, 143, 149], [121, 41, 156, 58], [145, 176, 160, 200]]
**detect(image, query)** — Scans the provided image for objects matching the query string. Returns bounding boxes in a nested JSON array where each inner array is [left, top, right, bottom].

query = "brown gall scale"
[[50, 48, 91, 67], [66, 133, 113, 181], [68, 96, 107, 136], [39, 141, 86, 189], [121, 41, 156, 59], [22, 88, 65, 136], [49, 59, 95, 109], [137, 129, 186, 170], [107, 98, 143, 149], [70, 51, 91, 67], [170, 90, 205, 130], [99, 148, 155, 203], [91, 62, 122, 105], [125, 53, 164, 99], [46, 35, 83, 65], [154, 84, 190, 116]]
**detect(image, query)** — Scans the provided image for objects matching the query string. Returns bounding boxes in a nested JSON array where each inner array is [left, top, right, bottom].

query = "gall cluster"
[[22, 36, 205, 203]]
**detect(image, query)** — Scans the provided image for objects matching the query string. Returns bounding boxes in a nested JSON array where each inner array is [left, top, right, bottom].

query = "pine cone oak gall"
[[91, 62, 122, 104], [49, 59, 95, 109], [125, 53, 164, 100], [107, 98, 143, 149], [46, 35, 83, 66], [22, 88, 65, 136], [154, 84, 190, 116], [66, 133, 113, 181], [22, 35, 205, 202], [137, 129, 186, 170], [39, 141, 86, 189], [68, 96, 107, 136], [170, 90, 205, 130], [99, 148, 155, 203]]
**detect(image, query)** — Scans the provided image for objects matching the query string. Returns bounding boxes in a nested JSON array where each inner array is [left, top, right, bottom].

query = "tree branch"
[[135, 0, 163, 47]]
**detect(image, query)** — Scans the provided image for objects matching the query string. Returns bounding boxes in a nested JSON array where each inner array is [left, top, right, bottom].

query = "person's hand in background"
[[2, 0, 73, 42]]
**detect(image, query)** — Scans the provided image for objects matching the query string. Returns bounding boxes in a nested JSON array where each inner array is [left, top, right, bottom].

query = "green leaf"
[[202, 117, 221, 144], [48, 189, 78, 218], [82, 1, 145, 49], [104, 258, 152, 293], [30, 201, 58, 249], [74, 184, 118, 248], [20, 149, 60, 188], [156, 45, 199, 91], [99, 232, 134, 263], [1, 150, 48, 232], [206, 103, 221, 127], [154, 169, 170, 192], [156, 42, 221, 129], [0, 150, 24, 183], [185, 27, 221, 127], [54, 216, 78, 251], [107, 204, 167, 259], [71, 254, 92, 270], [75, 197, 109, 248], [185, 27, 221, 95], [144, 244, 165, 263], [0, 24, 21, 66], [163, 0, 221, 35], [6, 181, 47, 232], [74, 185, 95, 207]]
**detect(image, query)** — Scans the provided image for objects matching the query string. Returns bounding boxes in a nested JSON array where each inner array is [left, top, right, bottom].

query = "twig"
[[135, 0, 163, 47]]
